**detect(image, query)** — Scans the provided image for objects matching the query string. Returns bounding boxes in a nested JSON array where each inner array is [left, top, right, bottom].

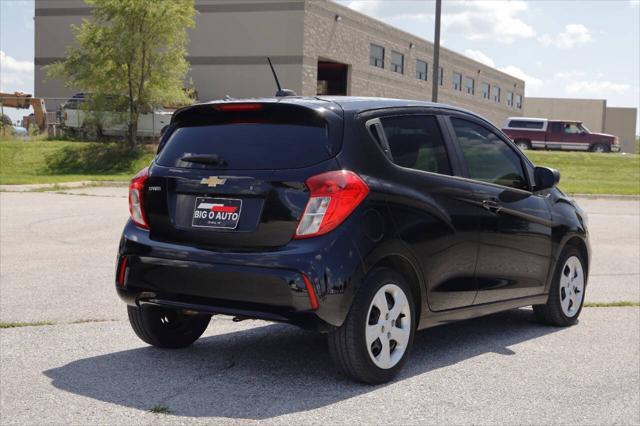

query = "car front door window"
[[450, 118, 528, 190], [564, 123, 581, 134]]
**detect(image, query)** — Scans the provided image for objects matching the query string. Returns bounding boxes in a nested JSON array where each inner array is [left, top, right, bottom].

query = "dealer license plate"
[[192, 197, 242, 229]]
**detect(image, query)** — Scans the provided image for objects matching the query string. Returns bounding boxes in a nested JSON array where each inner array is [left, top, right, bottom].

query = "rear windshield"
[[508, 120, 544, 129], [156, 122, 332, 170]]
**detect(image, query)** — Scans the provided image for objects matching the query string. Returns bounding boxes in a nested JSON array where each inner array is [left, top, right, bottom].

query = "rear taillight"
[[129, 167, 149, 229], [294, 170, 369, 239]]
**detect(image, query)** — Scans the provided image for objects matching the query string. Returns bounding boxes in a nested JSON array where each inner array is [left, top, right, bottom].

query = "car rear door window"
[[549, 122, 563, 133], [380, 115, 452, 175], [451, 118, 528, 190]]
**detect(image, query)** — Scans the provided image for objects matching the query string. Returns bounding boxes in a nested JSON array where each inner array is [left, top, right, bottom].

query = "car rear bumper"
[[116, 255, 321, 324], [116, 219, 366, 331], [611, 145, 621, 152]]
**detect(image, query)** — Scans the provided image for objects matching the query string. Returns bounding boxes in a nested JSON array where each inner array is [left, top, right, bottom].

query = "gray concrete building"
[[525, 97, 638, 153], [35, 0, 525, 127]]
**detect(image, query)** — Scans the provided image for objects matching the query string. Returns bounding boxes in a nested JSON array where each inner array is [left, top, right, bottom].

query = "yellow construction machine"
[[0, 92, 48, 133]]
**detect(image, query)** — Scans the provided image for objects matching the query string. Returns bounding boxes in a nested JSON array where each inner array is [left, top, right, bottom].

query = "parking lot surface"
[[1, 190, 639, 424]]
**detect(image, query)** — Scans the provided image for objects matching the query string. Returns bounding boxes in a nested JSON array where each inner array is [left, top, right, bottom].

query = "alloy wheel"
[[559, 256, 585, 317], [365, 283, 411, 369]]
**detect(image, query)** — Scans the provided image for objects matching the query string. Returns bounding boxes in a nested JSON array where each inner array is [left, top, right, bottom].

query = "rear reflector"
[[302, 274, 319, 310], [116, 256, 128, 286], [294, 170, 369, 239], [129, 167, 149, 229], [214, 103, 263, 112]]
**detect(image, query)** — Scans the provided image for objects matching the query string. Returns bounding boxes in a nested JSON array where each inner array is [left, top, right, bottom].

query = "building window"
[[482, 82, 490, 99], [391, 51, 404, 74], [492, 85, 501, 103], [416, 60, 428, 81], [506, 91, 514, 107], [370, 44, 384, 68], [453, 72, 462, 91], [515, 94, 523, 109], [465, 77, 474, 95], [438, 67, 444, 86]]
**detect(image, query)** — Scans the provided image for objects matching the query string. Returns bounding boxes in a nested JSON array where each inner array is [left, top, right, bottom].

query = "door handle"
[[482, 199, 502, 212]]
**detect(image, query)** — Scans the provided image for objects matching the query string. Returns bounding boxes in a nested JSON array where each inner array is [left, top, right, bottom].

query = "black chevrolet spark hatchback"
[[117, 97, 590, 384]]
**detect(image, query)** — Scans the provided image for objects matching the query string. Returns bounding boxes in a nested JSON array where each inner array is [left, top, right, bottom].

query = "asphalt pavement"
[[0, 189, 638, 424]]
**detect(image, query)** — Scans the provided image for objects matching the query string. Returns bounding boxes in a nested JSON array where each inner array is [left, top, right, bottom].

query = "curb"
[[0, 180, 128, 192], [570, 194, 640, 200]]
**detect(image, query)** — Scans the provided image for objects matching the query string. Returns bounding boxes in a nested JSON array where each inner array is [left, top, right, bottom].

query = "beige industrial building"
[[35, 0, 525, 127], [525, 97, 638, 153]]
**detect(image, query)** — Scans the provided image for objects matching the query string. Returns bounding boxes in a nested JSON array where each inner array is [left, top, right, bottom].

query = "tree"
[[48, 0, 196, 146]]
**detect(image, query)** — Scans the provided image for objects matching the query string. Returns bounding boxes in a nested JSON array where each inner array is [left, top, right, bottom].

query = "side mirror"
[[534, 166, 560, 191], [160, 125, 168, 136]]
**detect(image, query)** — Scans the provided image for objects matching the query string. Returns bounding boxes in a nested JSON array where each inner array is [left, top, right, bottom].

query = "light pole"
[[431, 0, 442, 103]]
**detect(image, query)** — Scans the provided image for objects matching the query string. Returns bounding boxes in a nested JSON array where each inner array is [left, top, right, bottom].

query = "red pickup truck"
[[502, 117, 620, 153]]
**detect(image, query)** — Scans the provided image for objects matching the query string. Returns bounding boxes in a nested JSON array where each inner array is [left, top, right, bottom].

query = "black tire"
[[590, 143, 610, 153], [127, 305, 211, 348], [515, 140, 531, 151], [328, 267, 416, 384], [533, 246, 586, 326]]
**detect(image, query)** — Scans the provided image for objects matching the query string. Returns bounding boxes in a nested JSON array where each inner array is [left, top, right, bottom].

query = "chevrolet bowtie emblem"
[[200, 176, 227, 187]]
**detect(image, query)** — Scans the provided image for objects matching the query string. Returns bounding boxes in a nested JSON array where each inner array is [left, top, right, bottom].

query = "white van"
[[60, 94, 172, 138]]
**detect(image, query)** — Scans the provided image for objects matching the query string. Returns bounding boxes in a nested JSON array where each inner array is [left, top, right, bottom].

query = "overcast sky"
[[1, 0, 639, 131]]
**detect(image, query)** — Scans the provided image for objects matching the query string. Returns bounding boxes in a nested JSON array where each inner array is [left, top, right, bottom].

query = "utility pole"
[[431, 0, 442, 103]]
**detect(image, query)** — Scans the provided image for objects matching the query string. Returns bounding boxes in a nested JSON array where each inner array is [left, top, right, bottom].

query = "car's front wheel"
[[534, 246, 586, 326], [328, 267, 416, 384], [127, 305, 211, 348]]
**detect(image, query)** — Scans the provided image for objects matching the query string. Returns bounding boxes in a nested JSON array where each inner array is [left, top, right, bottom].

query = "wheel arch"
[[545, 232, 591, 294], [563, 235, 590, 276], [358, 239, 427, 326], [373, 254, 423, 324]]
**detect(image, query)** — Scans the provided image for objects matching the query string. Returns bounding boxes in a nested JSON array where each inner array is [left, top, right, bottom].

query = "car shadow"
[[44, 308, 562, 419]]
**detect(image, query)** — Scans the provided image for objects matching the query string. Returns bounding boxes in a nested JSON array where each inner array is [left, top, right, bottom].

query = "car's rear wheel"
[[515, 140, 531, 151], [591, 143, 610, 153], [533, 246, 586, 326], [328, 267, 415, 384], [127, 305, 211, 348]]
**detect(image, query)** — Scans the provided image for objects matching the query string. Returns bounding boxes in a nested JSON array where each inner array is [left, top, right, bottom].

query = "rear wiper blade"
[[180, 154, 227, 167]]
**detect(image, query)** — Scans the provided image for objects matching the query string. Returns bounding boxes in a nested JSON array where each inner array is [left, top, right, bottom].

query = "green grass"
[[149, 405, 172, 414], [0, 139, 155, 185], [584, 301, 640, 307], [1, 140, 638, 195], [525, 151, 640, 195], [0, 321, 55, 329]]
